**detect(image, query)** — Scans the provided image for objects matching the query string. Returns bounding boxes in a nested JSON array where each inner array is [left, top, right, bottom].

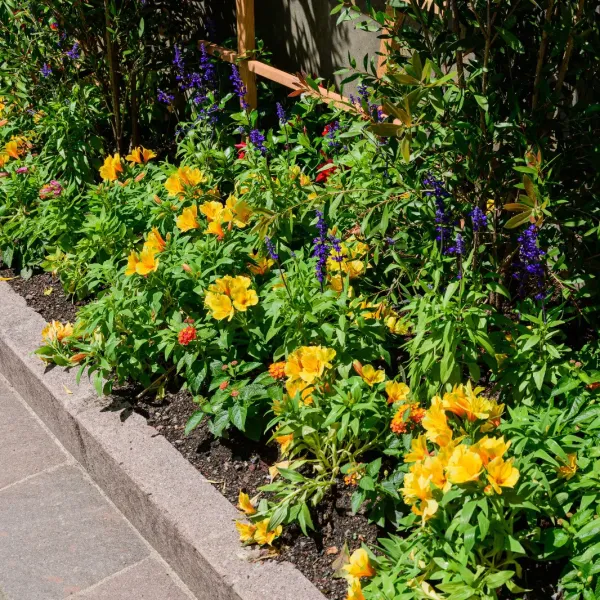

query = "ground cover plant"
[[2, 1, 600, 599]]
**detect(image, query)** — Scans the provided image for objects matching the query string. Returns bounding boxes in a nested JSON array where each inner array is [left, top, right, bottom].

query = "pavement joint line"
[[0, 459, 71, 495], [0, 372, 198, 600]]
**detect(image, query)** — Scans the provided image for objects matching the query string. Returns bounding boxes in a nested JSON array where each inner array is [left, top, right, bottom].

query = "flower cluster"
[[41, 320, 73, 343], [178, 325, 197, 346], [275, 102, 287, 125], [39, 180, 62, 199], [125, 146, 156, 164], [339, 548, 376, 600], [264, 236, 279, 261], [235, 492, 283, 547], [248, 252, 274, 275], [283, 345, 336, 405], [423, 173, 452, 249], [40, 63, 52, 78], [176, 196, 252, 240], [351, 83, 383, 122], [230, 64, 249, 110], [164, 166, 207, 196], [157, 89, 174, 105], [125, 228, 166, 277], [313, 210, 342, 288], [353, 361, 385, 387], [66, 42, 80, 60], [322, 120, 340, 148], [470, 206, 488, 232], [204, 275, 258, 321], [99, 153, 123, 182], [327, 238, 368, 291], [248, 129, 267, 155], [513, 224, 546, 300], [401, 383, 514, 524]]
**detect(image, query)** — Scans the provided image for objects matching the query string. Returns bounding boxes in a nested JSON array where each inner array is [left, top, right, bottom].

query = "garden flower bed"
[[2, 2, 600, 600]]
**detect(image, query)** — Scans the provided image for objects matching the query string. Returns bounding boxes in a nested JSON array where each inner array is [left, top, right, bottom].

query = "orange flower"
[[125, 246, 159, 276], [486, 456, 520, 494], [41, 321, 73, 342], [343, 548, 375, 580], [386, 381, 410, 404], [237, 491, 257, 515], [200, 200, 225, 222], [248, 253, 274, 275], [268, 362, 287, 380], [235, 521, 256, 543], [5, 140, 21, 160], [275, 432, 294, 455], [254, 519, 282, 546], [125, 146, 157, 164], [99, 154, 123, 181], [146, 227, 166, 252], [204, 219, 226, 240], [205, 292, 235, 321]]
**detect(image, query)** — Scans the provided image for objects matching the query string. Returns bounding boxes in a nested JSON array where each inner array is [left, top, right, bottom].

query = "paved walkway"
[[0, 377, 197, 600]]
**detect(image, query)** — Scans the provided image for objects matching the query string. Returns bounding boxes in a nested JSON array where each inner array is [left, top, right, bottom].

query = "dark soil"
[[139, 389, 379, 600], [0, 269, 565, 599], [0, 267, 85, 323]]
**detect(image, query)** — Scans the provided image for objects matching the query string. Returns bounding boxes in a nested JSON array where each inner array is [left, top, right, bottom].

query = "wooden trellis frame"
[[200, 1, 435, 112]]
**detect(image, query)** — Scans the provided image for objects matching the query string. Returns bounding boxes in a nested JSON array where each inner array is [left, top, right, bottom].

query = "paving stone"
[[0, 464, 149, 599], [0, 380, 66, 490], [74, 558, 192, 600]]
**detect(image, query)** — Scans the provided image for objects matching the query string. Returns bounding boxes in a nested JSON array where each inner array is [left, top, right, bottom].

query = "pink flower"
[[16, 166, 29, 174]]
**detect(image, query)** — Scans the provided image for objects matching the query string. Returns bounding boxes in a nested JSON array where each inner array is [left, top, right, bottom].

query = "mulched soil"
[[0, 268, 85, 323], [1, 269, 566, 599]]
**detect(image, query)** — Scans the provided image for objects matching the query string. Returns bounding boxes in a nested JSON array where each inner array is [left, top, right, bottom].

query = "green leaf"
[[576, 519, 600, 543], [185, 410, 204, 435], [485, 570, 515, 589]]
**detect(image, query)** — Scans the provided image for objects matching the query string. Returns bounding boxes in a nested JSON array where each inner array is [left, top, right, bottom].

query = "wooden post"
[[236, 0, 257, 109]]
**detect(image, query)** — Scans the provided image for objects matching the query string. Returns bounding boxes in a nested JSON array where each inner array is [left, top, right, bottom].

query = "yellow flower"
[[0, 153, 10, 167], [178, 166, 206, 187], [231, 287, 259, 312], [422, 397, 453, 447], [285, 379, 314, 405], [237, 491, 257, 515], [401, 463, 439, 524], [235, 521, 256, 543], [386, 315, 410, 335], [176, 205, 200, 232], [125, 146, 156, 164], [5, 140, 21, 160], [404, 435, 430, 463], [557, 453, 578, 480], [344, 260, 365, 279], [284, 346, 336, 385], [41, 321, 73, 342], [225, 195, 252, 228], [346, 580, 365, 600], [343, 548, 375, 581], [125, 251, 139, 276], [275, 432, 294, 455], [486, 456, 520, 494], [209, 275, 243, 296], [200, 200, 225, 222], [472, 436, 510, 466], [205, 292, 235, 321], [446, 445, 483, 484], [442, 382, 495, 423], [360, 364, 386, 387], [135, 245, 159, 276], [254, 519, 283, 546], [422, 455, 452, 493], [146, 227, 166, 253], [386, 380, 410, 404], [204, 219, 226, 240], [481, 401, 505, 433], [299, 173, 311, 186], [165, 166, 206, 196], [248, 254, 274, 275], [99, 153, 123, 181]]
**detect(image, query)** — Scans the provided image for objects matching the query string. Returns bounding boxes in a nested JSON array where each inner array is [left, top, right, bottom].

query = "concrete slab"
[[0, 464, 149, 599], [74, 557, 193, 600], [0, 380, 66, 489]]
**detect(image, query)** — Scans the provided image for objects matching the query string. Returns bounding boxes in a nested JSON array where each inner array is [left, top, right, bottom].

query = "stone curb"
[[0, 282, 327, 600]]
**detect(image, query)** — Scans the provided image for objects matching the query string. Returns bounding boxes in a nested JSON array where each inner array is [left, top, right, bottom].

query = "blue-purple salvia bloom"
[[66, 42, 80, 60], [312, 211, 342, 290], [423, 173, 452, 250], [40, 63, 52, 78], [325, 121, 340, 149], [470, 206, 488, 232], [265, 237, 279, 261], [157, 89, 174, 104], [230, 65, 249, 110], [352, 83, 384, 122], [513, 225, 547, 300], [276, 102, 287, 125], [249, 129, 267, 155], [447, 233, 465, 256]]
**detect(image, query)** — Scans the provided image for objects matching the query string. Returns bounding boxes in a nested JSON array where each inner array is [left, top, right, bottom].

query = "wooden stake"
[[236, 0, 257, 109]]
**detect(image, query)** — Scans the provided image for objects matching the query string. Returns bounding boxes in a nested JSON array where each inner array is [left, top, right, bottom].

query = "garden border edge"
[[0, 281, 326, 600]]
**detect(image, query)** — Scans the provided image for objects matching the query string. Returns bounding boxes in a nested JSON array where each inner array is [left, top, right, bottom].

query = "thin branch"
[[555, 0, 585, 97], [532, 0, 555, 110]]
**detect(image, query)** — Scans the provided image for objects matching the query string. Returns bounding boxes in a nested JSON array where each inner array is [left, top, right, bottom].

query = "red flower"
[[50, 22, 59, 31], [315, 159, 337, 184], [219, 380, 229, 390], [235, 142, 247, 160], [178, 326, 197, 346], [322, 124, 333, 137]]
